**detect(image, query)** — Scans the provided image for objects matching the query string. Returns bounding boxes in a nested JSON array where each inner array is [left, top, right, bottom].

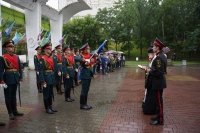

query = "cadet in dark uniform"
[[53, 44, 62, 95], [0, 40, 24, 120], [62, 46, 75, 102], [146, 38, 166, 125], [74, 49, 82, 86], [39, 43, 58, 114], [34, 45, 42, 93], [141, 47, 156, 114], [79, 44, 93, 110], [0, 56, 6, 126]]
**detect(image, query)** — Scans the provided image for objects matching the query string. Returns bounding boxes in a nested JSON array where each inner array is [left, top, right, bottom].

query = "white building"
[[46, 0, 117, 17]]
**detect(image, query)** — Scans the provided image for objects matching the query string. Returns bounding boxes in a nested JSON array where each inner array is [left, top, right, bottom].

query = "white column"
[[24, 2, 41, 69], [0, 2, 2, 56], [50, 14, 63, 49]]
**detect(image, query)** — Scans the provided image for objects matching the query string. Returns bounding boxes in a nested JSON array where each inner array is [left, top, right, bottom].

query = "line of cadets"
[[0, 40, 124, 125], [34, 43, 94, 114], [0, 41, 94, 126]]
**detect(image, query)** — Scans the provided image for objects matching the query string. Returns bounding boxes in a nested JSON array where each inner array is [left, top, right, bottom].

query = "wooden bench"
[[167, 59, 172, 66]]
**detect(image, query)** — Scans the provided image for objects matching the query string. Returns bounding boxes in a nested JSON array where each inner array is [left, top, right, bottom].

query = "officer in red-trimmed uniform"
[[0, 40, 24, 120], [62, 46, 75, 102], [146, 38, 167, 125], [79, 43, 93, 110], [34, 45, 43, 93], [39, 43, 58, 114]]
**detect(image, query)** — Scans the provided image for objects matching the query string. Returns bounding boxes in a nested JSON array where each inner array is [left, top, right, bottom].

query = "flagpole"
[[90, 40, 107, 59]]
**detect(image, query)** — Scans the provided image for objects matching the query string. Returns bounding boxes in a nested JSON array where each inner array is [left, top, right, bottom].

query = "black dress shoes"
[[69, 98, 75, 101], [86, 105, 92, 109], [65, 98, 73, 102], [49, 106, 58, 112], [13, 111, 24, 116], [0, 122, 6, 126], [80, 105, 90, 110], [150, 120, 164, 125], [151, 117, 157, 121], [9, 114, 16, 120], [46, 108, 54, 114]]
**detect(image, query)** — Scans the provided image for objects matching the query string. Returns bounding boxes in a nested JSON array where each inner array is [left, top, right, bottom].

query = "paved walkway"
[[0, 65, 200, 133]]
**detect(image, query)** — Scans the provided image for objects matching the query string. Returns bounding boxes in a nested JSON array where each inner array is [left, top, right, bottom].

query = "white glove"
[[85, 59, 90, 63], [3, 84, 8, 89], [58, 72, 61, 76], [36, 71, 39, 75], [43, 84, 47, 88]]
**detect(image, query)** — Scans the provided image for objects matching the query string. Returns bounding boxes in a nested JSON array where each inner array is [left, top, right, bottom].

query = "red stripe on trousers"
[[158, 90, 163, 122]]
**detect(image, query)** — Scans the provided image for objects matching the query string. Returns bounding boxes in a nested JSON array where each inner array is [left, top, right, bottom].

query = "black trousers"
[[80, 79, 91, 96], [43, 84, 53, 99], [4, 84, 17, 102], [155, 89, 164, 122]]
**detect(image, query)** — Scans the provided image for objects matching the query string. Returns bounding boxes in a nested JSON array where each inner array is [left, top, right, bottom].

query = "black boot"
[[69, 89, 75, 101], [85, 95, 92, 109], [65, 90, 73, 102], [12, 99, 24, 116], [80, 95, 90, 110], [37, 83, 39, 92], [38, 83, 43, 93], [5, 101, 15, 120], [37, 83, 42, 93], [0, 122, 6, 126], [49, 97, 58, 112], [44, 99, 54, 114]]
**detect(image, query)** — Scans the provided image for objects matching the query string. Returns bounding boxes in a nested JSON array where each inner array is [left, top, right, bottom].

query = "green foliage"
[[63, 15, 104, 50]]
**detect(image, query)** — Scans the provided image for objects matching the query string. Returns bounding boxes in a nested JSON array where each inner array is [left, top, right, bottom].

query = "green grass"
[[126, 60, 200, 66], [172, 61, 200, 65]]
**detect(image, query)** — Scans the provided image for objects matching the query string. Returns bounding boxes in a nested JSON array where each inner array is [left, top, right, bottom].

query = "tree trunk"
[[128, 41, 130, 57], [115, 42, 118, 51], [162, 19, 164, 42]]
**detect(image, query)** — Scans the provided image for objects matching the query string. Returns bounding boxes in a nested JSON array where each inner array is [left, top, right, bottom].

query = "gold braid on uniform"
[[2, 55, 12, 68]]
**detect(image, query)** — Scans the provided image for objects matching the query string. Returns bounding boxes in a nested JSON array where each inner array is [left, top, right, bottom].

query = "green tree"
[[63, 15, 103, 50]]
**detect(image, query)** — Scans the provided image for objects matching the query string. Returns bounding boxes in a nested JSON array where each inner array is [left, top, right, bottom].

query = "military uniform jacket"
[[39, 55, 56, 85], [80, 54, 93, 80], [74, 55, 82, 69], [34, 54, 42, 71], [110, 57, 116, 64], [62, 55, 75, 78], [148, 52, 166, 90], [53, 54, 62, 72], [0, 54, 22, 84]]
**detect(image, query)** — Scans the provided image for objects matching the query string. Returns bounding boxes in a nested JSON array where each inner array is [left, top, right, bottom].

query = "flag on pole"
[[37, 28, 43, 41], [59, 35, 66, 45], [18, 33, 26, 44], [12, 31, 22, 44], [40, 31, 49, 46], [46, 31, 51, 42], [97, 40, 107, 54], [5, 21, 15, 36]]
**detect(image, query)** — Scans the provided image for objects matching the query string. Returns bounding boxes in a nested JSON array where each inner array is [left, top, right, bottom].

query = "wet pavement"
[[0, 64, 200, 133]]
